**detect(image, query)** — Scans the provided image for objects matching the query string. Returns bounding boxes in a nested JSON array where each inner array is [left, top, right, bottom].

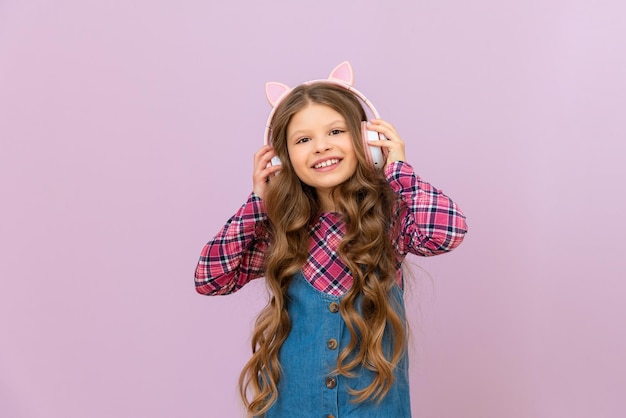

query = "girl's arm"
[[194, 193, 269, 295], [366, 119, 467, 256], [386, 161, 467, 256], [195, 145, 280, 295]]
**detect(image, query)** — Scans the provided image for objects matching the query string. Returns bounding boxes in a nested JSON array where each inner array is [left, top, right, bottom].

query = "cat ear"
[[328, 61, 354, 86], [265, 82, 291, 107]]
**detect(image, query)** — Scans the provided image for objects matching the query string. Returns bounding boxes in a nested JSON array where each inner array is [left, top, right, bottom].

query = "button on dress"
[[263, 272, 411, 418]]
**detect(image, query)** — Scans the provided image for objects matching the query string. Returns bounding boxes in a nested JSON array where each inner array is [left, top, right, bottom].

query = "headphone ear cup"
[[361, 121, 386, 169], [270, 155, 282, 166]]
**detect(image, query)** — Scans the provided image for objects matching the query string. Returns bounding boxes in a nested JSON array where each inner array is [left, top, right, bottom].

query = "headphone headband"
[[263, 62, 381, 146]]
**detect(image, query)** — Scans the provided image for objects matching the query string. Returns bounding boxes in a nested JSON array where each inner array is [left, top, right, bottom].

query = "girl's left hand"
[[366, 119, 406, 167]]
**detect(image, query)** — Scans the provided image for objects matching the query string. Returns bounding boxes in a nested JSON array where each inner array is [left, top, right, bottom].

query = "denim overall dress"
[[264, 271, 411, 418]]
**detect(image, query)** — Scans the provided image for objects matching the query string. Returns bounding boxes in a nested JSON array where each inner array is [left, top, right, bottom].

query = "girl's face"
[[286, 103, 358, 209]]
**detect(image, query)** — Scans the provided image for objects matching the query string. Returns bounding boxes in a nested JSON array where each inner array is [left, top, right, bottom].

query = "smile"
[[313, 159, 340, 169]]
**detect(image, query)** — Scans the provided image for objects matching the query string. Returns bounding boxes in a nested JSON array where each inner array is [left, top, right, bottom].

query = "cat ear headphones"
[[264, 61, 388, 169]]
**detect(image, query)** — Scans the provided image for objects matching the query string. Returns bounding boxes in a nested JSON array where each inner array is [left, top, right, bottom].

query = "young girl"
[[195, 62, 467, 418]]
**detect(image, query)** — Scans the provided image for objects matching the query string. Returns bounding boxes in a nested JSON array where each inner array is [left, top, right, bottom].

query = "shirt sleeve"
[[194, 193, 269, 295], [385, 161, 468, 257]]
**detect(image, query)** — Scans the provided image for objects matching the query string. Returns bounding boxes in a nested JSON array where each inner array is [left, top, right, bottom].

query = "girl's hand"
[[366, 119, 406, 167], [252, 145, 282, 200]]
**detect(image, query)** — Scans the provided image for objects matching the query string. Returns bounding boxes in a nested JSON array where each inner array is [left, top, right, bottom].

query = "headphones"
[[264, 61, 388, 169]]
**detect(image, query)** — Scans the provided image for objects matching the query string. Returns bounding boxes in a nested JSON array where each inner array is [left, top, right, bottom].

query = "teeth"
[[314, 159, 339, 169]]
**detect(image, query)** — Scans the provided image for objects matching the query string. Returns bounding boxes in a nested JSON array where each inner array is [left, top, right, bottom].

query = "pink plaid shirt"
[[195, 161, 467, 296]]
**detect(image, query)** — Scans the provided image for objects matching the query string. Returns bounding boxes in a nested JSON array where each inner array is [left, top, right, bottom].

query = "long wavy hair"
[[239, 83, 407, 416]]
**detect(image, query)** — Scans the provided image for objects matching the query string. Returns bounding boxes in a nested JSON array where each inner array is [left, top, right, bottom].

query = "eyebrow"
[[288, 120, 347, 141]]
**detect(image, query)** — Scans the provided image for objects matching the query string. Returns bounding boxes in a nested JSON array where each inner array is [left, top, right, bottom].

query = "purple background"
[[1, 1, 625, 417]]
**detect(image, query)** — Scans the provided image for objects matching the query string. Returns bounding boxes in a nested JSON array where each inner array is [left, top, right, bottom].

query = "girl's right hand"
[[252, 145, 282, 200]]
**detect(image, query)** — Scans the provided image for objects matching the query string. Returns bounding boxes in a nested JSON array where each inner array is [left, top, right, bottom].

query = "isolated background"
[[1, 1, 625, 417]]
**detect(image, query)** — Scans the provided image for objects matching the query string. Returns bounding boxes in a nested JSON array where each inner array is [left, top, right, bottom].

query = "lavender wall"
[[1, 1, 625, 417]]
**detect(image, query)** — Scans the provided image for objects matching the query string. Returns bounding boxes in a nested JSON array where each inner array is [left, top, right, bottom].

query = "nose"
[[314, 136, 332, 153]]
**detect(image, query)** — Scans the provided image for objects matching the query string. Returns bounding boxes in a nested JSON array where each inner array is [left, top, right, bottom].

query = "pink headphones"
[[264, 61, 387, 169]]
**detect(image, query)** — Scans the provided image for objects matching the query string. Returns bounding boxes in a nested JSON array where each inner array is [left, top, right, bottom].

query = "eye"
[[295, 137, 310, 144], [330, 129, 345, 136]]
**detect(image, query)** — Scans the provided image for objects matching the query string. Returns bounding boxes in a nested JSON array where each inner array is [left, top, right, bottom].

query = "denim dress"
[[263, 271, 411, 418]]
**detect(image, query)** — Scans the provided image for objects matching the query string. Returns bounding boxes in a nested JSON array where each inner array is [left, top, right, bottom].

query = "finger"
[[254, 144, 272, 158], [367, 120, 401, 141], [254, 147, 277, 169], [254, 152, 274, 177], [368, 118, 393, 127], [367, 139, 393, 148], [267, 164, 282, 178], [367, 140, 401, 156], [368, 122, 397, 137], [368, 119, 396, 131], [254, 157, 281, 179], [254, 145, 273, 161]]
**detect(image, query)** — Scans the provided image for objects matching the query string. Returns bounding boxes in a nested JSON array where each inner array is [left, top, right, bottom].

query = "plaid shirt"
[[195, 161, 467, 296]]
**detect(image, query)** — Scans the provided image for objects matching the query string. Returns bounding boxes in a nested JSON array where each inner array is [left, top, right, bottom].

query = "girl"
[[195, 62, 467, 417]]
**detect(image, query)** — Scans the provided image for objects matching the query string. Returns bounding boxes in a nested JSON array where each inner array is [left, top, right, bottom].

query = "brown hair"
[[239, 83, 406, 415]]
